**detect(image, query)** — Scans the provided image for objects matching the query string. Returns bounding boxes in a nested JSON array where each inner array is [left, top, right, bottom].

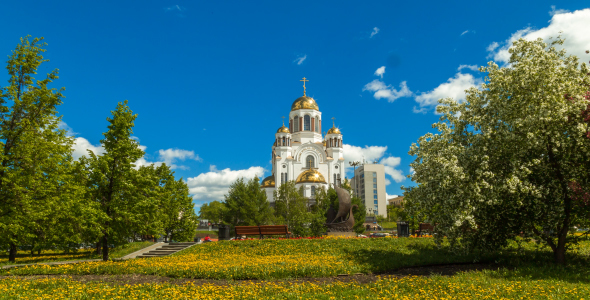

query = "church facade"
[[261, 78, 345, 204]]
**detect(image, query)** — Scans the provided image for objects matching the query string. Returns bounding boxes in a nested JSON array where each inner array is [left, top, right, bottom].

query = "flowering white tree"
[[404, 38, 590, 265]]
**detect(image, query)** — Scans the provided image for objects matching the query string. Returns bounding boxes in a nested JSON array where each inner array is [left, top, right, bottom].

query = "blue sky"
[[1, 1, 589, 210]]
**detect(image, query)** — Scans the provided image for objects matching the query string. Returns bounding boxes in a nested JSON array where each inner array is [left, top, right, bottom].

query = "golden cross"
[[300, 77, 309, 96], [281, 116, 285, 126], [307, 157, 313, 169], [331, 117, 335, 126]]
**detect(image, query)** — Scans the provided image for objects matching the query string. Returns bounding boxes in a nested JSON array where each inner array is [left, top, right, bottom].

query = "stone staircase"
[[136, 242, 197, 258]]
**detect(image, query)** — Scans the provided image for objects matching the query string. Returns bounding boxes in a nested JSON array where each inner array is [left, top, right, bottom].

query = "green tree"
[[404, 38, 590, 264], [85, 100, 156, 261], [154, 164, 198, 242], [199, 201, 228, 224], [274, 181, 310, 236], [223, 176, 272, 227], [0, 37, 84, 262]]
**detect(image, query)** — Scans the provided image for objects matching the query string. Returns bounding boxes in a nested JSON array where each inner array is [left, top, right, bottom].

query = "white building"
[[261, 79, 345, 203], [350, 163, 388, 218]]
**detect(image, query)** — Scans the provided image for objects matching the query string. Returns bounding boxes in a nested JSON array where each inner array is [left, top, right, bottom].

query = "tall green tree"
[[405, 38, 590, 264], [223, 176, 272, 227], [0, 37, 83, 262], [274, 181, 310, 236], [154, 164, 198, 242], [85, 100, 152, 261]]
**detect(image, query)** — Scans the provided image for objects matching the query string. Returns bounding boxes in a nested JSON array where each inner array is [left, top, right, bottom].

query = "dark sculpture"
[[325, 186, 358, 232]]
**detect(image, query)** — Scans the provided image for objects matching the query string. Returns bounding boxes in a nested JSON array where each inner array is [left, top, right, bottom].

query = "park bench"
[[415, 223, 434, 236], [234, 225, 291, 239]]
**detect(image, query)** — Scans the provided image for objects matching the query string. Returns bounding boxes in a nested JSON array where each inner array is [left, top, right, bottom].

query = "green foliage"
[[404, 37, 590, 264], [83, 101, 158, 261], [223, 177, 273, 227], [273, 181, 310, 236], [0, 36, 89, 262], [145, 164, 198, 242], [199, 201, 227, 224]]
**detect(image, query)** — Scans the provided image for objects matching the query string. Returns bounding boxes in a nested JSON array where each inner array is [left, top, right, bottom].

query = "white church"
[[261, 78, 345, 203]]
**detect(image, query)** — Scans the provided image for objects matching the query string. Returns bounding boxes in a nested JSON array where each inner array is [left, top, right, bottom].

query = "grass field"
[[0, 241, 154, 266], [1, 237, 589, 299]]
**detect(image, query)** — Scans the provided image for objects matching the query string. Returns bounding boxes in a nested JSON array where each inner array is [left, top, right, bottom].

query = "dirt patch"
[[0, 263, 501, 287]]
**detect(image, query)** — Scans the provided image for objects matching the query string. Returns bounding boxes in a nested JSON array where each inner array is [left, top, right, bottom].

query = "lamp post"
[[349, 161, 361, 196]]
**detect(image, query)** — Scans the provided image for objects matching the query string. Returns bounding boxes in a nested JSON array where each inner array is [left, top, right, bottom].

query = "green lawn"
[[2, 237, 589, 299], [0, 241, 154, 266]]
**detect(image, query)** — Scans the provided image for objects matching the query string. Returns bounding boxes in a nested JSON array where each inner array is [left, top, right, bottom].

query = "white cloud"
[[374, 66, 386, 78], [387, 193, 399, 199], [343, 144, 405, 184], [457, 64, 479, 72], [461, 30, 469, 36], [487, 8, 590, 65], [186, 166, 266, 201], [370, 27, 380, 38], [414, 72, 482, 109], [165, 5, 183, 11], [294, 54, 307, 65], [380, 156, 405, 183], [72, 137, 105, 160], [549, 5, 570, 16], [486, 42, 499, 52], [412, 106, 427, 114], [363, 79, 413, 102], [410, 167, 415, 175]]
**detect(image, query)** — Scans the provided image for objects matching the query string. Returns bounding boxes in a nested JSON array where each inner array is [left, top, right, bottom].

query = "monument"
[[325, 186, 358, 237]]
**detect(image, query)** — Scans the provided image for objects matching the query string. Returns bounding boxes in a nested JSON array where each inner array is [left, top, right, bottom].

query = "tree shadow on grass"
[[341, 240, 590, 284]]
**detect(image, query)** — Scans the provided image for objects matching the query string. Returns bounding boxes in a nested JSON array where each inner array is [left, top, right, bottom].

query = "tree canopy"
[[404, 38, 590, 264]]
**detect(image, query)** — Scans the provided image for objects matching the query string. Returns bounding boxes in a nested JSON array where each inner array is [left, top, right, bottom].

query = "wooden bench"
[[416, 223, 435, 236], [234, 225, 291, 239]]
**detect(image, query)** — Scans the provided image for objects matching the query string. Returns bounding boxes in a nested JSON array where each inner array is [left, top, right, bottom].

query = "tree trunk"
[[9, 243, 17, 263], [101, 235, 109, 261], [554, 244, 566, 265], [96, 241, 101, 255], [37, 249, 41, 255]]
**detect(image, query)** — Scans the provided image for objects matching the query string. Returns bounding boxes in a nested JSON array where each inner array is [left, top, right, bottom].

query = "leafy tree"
[[224, 176, 272, 227], [274, 181, 310, 236], [404, 38, 590, 264], [199, 200, 228, 224], [84, 100, 159, 261], [0, 37, 84, 262], [309, 186, 329, 236], [155, 164, 198, 242]]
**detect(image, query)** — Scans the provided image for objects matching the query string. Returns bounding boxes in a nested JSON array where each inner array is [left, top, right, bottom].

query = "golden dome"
[[327, 126, 341, 135], [261, 175, 275, 188], [296, 168, 326, 184], [291, 96, 319, 111], [276, 126, 290, 133]]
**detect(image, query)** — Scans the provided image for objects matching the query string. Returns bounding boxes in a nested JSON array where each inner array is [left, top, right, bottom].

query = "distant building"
[[350, 163, 387, 217], [388, 196, 404, 207]]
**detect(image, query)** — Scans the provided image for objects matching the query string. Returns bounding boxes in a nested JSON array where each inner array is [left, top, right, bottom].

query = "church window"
[[304, 115, 311, 131], [306, 155, 315, 168], [311, 186, 316, 197], [337, 174, 341, 186], [315, 118, 319, 132], [334, 174, 337, 186], [294, 116, 299, 132]]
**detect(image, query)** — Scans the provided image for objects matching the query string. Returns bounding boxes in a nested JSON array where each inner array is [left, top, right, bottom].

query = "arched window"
[[315, 118, 319, 132], [294, 116, 299, 132], [311, 186, 316, 197], [304, 115, 311, 131], [305, 155, 315, 168]]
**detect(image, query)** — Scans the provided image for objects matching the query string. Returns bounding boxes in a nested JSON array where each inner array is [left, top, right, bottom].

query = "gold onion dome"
[[277, 125, 290, 133], [327, 126, 341, 135], [296, 168, 326, 184], [291, 96, 319, 111], [261, 175, 275, 188]]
